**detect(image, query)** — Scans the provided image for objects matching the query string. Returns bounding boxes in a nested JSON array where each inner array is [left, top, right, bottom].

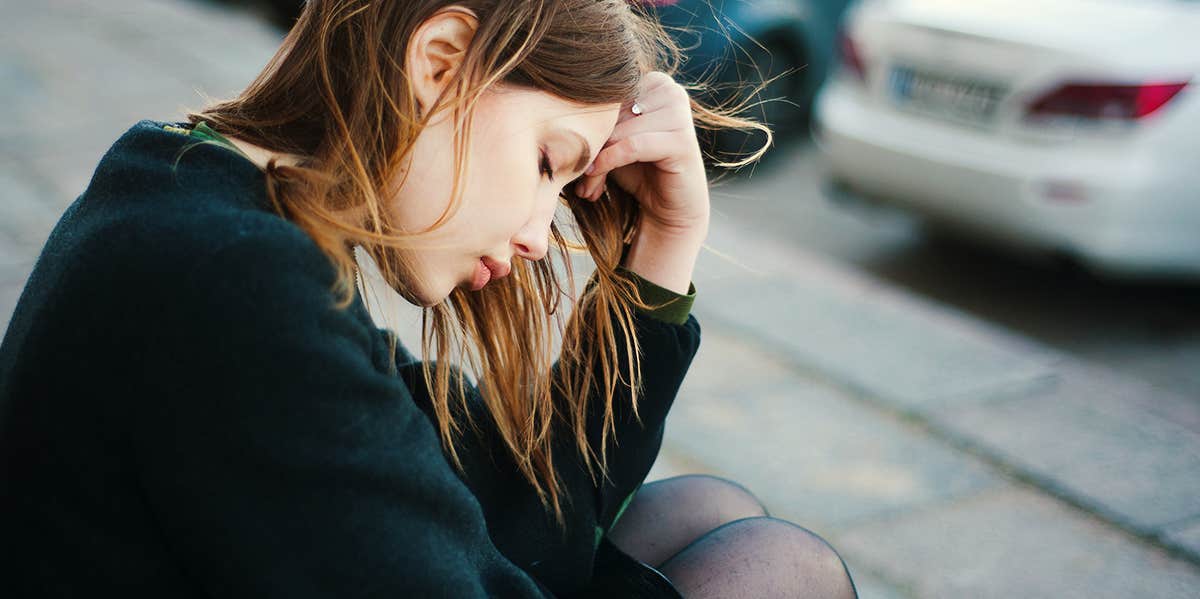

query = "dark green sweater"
[[0, 120, 701, 597]]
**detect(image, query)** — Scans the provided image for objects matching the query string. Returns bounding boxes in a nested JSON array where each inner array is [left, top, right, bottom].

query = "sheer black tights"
[[606, 475, 859, 599]]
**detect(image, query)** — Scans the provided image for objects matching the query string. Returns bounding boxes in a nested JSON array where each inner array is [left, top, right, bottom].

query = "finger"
[[577, 131, 686, 199], [605, 101, 693, 146], [608, 89, 692, 151], [614, 72, 679, 126], [639, 70, 676, 95], [614, 98, 640, 126], [593, 132, 684, 177], [628, 82, 689, 120]]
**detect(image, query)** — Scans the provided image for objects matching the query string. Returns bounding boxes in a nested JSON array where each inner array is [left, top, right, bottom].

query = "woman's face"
[[386, 85, 621, 307]]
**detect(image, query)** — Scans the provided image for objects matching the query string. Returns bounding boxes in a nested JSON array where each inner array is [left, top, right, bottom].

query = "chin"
[[394, 283, 443, 308]]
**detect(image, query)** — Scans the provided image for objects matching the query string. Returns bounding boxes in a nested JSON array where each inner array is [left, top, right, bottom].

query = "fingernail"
[[585, 163, 595, 175]]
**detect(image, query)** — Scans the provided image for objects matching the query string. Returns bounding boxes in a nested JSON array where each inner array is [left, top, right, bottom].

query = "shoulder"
[[60, 120, 379, 351], [42, 119, 288, 279], [64, 119, 342, 301]]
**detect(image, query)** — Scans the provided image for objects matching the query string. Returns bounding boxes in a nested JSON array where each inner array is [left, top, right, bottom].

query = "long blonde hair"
[[189, 0, 770, 528]]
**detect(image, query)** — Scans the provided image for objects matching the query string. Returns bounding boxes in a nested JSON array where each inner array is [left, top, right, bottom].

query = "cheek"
[[459, 186, 529, 244], [461, 149, 536, 234], [387, 122, 461, 233], [405, 101, 541, 248]]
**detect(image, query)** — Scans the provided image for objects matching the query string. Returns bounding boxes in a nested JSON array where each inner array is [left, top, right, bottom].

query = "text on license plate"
[[889, 66, 1008, 123]]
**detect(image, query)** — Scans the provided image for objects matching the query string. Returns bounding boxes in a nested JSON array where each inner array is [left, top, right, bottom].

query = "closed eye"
[[539, 149, 555, 180]]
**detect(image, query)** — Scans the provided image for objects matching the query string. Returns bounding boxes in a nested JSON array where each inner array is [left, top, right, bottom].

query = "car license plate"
[[889, 65, 1007, 124]]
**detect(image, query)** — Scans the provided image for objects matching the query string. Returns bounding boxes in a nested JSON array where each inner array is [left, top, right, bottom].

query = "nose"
[[512, 227, 549, 262], [511, 193, 558, 262]]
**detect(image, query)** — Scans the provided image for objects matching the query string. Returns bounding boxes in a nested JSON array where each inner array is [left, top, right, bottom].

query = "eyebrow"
[[562, 129, 593, 177]]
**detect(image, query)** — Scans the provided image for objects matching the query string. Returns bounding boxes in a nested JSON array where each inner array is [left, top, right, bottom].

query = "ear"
[[407, 6, 479, 121]]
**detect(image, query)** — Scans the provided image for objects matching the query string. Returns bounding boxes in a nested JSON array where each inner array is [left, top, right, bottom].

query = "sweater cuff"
[[614, 266, 696, 325]]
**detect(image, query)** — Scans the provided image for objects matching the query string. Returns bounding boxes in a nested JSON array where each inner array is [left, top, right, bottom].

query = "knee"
[[608, 475, 771, 569], [665, 474, 770, 522], [724, 517, 859, 599]]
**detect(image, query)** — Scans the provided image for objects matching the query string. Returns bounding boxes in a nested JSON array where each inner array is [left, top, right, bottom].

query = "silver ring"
[[630, 102, 643, 116]]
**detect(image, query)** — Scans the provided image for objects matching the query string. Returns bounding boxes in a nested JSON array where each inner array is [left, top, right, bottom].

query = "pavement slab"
[[932, 360, 1200, 550], [0, 0, 278, 156], [0, 277, 27, 332], [848, 571, 915, 599], [832, 484, 1200, 599], [648, 425, 918, 599], [0, 230, 34, 279], [692, 220, 1060, 412], [0, 163, 61, 252], [1164, 516, 1200, 559], [663, 322, 1003, 532]]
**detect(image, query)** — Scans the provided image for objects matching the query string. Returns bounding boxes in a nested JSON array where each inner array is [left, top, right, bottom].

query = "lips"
[[470, 259, 491, 291], [469, 256, 511, 291], [481, 256, 511, 279]]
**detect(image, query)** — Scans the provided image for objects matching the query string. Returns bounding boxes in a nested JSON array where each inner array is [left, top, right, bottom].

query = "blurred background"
[[2, 0, 1198, 597]]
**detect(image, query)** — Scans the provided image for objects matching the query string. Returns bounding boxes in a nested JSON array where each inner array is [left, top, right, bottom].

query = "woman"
[[0, 1, 857, 597]]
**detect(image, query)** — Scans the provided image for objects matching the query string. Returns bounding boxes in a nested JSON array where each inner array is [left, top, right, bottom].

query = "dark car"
[[649, 0, 855, 165]]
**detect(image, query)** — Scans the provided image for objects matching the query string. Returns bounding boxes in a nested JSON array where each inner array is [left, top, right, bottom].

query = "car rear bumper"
[[813, 79, 1200, 278]]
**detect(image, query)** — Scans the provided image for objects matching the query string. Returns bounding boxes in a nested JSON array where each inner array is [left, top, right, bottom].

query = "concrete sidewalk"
[[2, 1, 1198, 597], [648, 220, 1200, 597]]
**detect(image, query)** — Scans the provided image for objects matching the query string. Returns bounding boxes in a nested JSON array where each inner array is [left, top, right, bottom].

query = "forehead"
[[484, 85, 621, 131]]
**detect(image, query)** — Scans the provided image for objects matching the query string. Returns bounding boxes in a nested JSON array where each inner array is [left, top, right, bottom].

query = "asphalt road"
[[711, 133, 1200, 400]]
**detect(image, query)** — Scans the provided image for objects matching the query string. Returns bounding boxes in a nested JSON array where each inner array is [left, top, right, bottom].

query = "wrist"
[[620, 221, 705, 295], [639, 213, 709, 245]]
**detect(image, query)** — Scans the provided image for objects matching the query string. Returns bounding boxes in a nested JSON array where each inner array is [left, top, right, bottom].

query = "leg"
[[659, 517, 858, 599], [606, 474, 770, 568]]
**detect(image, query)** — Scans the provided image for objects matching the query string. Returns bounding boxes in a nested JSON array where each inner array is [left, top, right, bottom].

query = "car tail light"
[[838, 29, 867, 82], [1026, 81, 1189, 120]]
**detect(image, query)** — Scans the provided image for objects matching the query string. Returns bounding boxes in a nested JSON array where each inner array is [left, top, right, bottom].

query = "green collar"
[[188, 121, 251, 161]]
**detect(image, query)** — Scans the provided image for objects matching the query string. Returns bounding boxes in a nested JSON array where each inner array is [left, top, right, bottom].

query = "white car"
[[813, 0, 1200, 278]]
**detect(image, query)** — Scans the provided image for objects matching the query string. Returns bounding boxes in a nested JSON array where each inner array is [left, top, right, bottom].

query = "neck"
[[224, 134, 370, 233], [224, 134, 303, 171]]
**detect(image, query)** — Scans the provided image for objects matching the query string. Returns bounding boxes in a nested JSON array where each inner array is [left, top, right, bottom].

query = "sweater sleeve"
[[130, 223, 554, 599], [397, 267, 701, 596], [617, 266, 696, 326]]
